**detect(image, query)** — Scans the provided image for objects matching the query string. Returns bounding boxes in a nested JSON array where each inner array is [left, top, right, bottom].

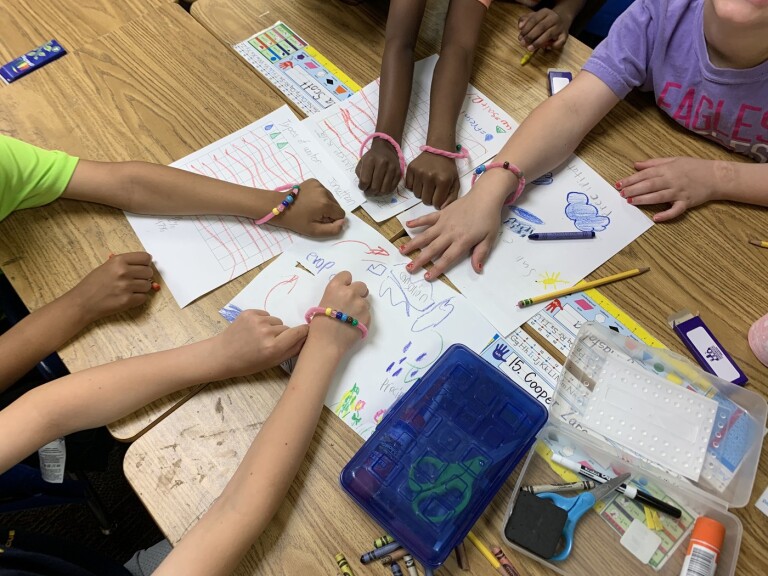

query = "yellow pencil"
[[749, 239, 768, 248], [520, 51, 535, 66], [517, 267, 650, 308], [467, 531, 507, 576]]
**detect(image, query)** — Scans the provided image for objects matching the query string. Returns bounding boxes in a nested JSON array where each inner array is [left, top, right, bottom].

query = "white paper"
[[221, 215, 526, 438], [400, 158, 654, 335], [126, 106, 364, 307], [304, 55, 514, 222]]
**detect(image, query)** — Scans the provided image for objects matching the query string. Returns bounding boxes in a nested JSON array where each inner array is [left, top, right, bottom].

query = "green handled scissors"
[[408, 454, 490, 523]]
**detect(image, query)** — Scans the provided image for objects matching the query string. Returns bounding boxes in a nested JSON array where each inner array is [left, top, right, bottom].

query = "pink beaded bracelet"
[[359, 132, 406, 179], [470, 161, 526, 206], [254, 184, 300, 225], [305, 306, 368, 339], [419, 144, 469, 160]]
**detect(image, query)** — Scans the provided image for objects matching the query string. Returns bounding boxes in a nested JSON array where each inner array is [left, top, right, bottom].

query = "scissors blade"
[[589, 472, 631, 502]]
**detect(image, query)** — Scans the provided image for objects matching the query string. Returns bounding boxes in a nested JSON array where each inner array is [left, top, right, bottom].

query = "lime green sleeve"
[[0, 134, 80, 221]]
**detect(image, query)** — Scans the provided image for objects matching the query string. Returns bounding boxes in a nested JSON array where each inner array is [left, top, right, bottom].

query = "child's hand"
[[272, 178, 346, 237], [356, 139, 402, 196], [401, 189, 506, 280], [617, 158, 721, 222], [406, 152, 460, 208], [214, 310, 309, 378], [68, 252, 156, 324], [518, 8, 570, 52], [310, 271, 370, 355]]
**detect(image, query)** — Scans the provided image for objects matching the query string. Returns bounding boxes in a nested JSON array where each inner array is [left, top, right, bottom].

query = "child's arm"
[[617, 158, 768, 221], [405, 0, 488, 208], [0, 252, 155, 393], [518, 0, 592, 52], [0, 310, 309, 473], [402, 71, 620, 279], [63, 162, 345, 237], [356, 0, 428, 195], [152, 272, 370, 576]]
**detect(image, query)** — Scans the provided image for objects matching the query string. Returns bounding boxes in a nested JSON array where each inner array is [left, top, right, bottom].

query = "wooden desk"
[[0, 3, 317, 441], [0, 0, 171, 63], [126, 3, 768, 576]]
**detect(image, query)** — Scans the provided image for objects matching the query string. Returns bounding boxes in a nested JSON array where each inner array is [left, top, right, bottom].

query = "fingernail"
[[619, 191, 625, 198], [527, 45, 535, 52], [478, 262, 483, 271], [107, 253, 115, 259], [627, 197, 633, 204], [615, 181, 622, 190], [424, 271, 432, 280], [406, 263, 414, 271], [151, 282, 161, 292], [399, 245, 406, 253]]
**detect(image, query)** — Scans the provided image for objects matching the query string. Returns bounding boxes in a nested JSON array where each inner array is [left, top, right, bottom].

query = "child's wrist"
[[469, 166, 521, 206]]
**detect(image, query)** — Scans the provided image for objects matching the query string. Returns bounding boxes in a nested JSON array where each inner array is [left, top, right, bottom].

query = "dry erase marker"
[[529, 231, 595, 241], [552, 455, 682, 518]]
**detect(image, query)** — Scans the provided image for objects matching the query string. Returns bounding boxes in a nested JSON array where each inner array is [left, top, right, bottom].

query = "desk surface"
[[126, 1, 768, 575], [0, 0, 171, 63]]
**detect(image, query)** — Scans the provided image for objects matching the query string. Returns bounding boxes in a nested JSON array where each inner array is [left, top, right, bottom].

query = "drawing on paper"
[[385, 335, 446, 385], [508, 206, 544, 225], [335, 383, 366, 426], [263, 275, 299, 308], [545, 299, 564, 313], [565, 191, 611, 232], [531, 173, 554, 186], [537, 271, 569, 291], [220, 304, 243, 322], [502, 216, 536, 238]]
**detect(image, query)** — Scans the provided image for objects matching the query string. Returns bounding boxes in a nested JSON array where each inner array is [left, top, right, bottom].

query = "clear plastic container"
[[502, 323, 767, 576]]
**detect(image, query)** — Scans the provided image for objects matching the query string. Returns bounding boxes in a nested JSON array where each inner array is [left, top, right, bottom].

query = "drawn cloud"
[[564, 192, 611, 232]]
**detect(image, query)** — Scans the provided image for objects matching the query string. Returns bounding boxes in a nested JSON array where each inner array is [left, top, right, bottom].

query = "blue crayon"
[[390, 562, 403, 576], [361, 541, 401, 564], [528, 231, 596, 241]]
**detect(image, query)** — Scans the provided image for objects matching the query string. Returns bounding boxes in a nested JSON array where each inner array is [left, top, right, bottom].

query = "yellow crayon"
[[336, 553, 355, 576], [520, 51, 535, 66]]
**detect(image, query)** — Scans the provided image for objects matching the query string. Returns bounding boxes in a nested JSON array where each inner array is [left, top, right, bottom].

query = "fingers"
[[331, 270, 353, 287], [420, 178, 436, 206], [385, 164, 401, 194], [117, 251, 153, 265], [275, 324, 310, 352], [552, 33, 568, 50], [125, 293, 149, 309], [616, 167, 657, 191], [519, 11, 546, 38], [440, 180, 460, 210], [529, 26, 556, 51], [351, 281, 369, 298], [404, 211, 440, 231], [357, 155, 374, 191], [407, 235, 452, 275], [322, 190, 346, 222], [126, 264, 154, 280], [624, 189, 674, 206], [429, 242, 466, 280], [310, 218, 346, 237], [128, 279, 154, 293], [369, 159, 388, 194], [621, 177, 667, 200], [471, 236, 494, 273], [411, 170, 423, 199], [634, 157, 675, 170], [405, 164, 415, 190], [401, 221, 440, 256], [654, 201, 686, 222], [432, 176, 454, 208]]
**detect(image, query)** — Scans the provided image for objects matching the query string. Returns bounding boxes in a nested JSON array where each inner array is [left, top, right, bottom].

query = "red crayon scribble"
[[264, 275, 299, 309], [360, 88, 377, 117], [225, 148, 256, 188], [350, 100, 376, 127], [340, 108, 365, 144], [195, 216, 240, 279], [283, 149, 305, 181], [214, 154, 239, 184], [251, 131, 296, 182], [333, 239, 390, 256], [323, 119, 359, 159], [244, 135, 284, 183], [235, 141, 269, 188]]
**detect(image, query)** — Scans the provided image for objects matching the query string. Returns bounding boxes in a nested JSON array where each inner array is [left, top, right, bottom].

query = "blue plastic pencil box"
[[340, 344, 548, 568]]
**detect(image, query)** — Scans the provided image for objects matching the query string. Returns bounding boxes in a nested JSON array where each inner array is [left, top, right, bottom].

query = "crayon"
[[380, 548, 409, 565], [491, 546, 521, 576], [521, 480, 595, 494], [528, 231, 595, 241], [455, 540, 470, 571], [467, 531, 507, 576], [374, 534, 396, 548], [361, 541, 401, 564], [335, 553, 355, 576], [520, 51, 535, 66], [390, 562, 403, 576], [404, 555, 418, 576]]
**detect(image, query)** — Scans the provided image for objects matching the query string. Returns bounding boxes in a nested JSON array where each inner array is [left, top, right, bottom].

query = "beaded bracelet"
[[304, 306, 368, 339], [419, 144, 469, 160], [254, 184, 300, 225], [359, 132, 407, 179], [470, 161, 526, 206]]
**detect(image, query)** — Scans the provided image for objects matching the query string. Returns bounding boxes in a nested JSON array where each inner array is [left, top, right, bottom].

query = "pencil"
[[520, 51, 535, 66], [517, 267, 650, 308], [749, 239, 768, 248], [467, 531, 506, 576]]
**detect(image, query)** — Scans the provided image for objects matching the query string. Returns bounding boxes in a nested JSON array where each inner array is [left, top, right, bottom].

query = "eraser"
[[668, 310, 747, 385], [505, 491, 568, 559], [1, 39, 66, 84], [547, 69, 572, 96]]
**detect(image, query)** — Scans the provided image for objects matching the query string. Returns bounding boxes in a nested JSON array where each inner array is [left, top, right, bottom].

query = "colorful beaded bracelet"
[[254, 184, 300, 225], [304, 306, 368, 339], [419, 144, 469, 160], [359, 132, 407, 180], [470, 161, 526, 206]]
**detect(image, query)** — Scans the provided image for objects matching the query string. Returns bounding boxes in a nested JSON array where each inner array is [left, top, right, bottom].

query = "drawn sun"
[[537, 271, 569, 291]]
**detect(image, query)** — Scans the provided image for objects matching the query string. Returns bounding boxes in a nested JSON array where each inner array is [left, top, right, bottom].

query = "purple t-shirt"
[[583, 0, 768, 163]]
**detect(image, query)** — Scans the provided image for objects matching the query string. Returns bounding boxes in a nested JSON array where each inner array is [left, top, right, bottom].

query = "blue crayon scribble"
[[367, 263, 388, 277], [493, 343, 511, 362], [416, 352, 427, 362], [508, 206, 544, 225], [565, 191, 611, 232], [403, 342, 412, 353], [531, 172, 554, 186], [502, 216, 535, 238], [412, 299, 455, 332], [264, 123, 274, 131], [219, 304, 243, 323], [484, 134, 494, 142]]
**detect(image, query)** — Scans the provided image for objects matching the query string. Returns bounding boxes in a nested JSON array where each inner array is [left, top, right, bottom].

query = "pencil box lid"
[[340, 343, 548, 568], [550, 322, 766, 508]]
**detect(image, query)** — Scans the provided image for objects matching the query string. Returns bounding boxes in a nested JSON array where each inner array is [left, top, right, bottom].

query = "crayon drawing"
[[538, 271, 569, 291], [126, 106, 363, 307]]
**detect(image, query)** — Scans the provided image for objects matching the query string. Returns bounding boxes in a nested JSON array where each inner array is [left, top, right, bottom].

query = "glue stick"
[[679, 516, 725, 576]]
